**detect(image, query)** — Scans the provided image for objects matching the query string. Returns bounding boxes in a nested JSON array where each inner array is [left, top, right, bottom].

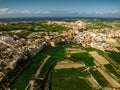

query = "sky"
[[0, 0, 120, 18]]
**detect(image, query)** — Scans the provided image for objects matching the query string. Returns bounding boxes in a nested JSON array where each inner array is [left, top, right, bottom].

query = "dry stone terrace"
[[0, 20, 120, 81]]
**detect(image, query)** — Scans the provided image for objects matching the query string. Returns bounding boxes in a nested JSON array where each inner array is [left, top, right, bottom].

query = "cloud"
[[0, 8, 53, 14], [0, 8, 9, 14], [94, 10, 120, 16], [0, 8, 79, 17], [0, 8, 120, 18], [0, 8, 54, 17]]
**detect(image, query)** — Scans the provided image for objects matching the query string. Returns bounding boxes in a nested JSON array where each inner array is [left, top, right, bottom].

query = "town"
[[0, 20, 120, 90]]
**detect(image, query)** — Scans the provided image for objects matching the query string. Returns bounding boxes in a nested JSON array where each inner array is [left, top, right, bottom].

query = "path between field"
[[35, 55, 51, 78], [97, 67, 120, 88]]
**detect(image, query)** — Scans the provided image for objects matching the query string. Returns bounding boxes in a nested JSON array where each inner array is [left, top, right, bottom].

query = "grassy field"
[[71, 52, 95, 66], [11, 45, 66, 90], [0, 21, 70, 31], [38, 57, 58, 78], [11, 51, 46, 90], [51, 68, 91, 90], [38, 45, 66, 78], [106, 51, 120, 64], [10, 44, 115, 90], [16, 33, 30, 38], [104, 64, 120, 78], [89, 69, 110, 86], [83, 19, 120, 29]]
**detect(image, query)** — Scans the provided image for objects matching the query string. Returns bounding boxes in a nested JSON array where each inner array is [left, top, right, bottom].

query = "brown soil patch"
[[87, 76, 101, 89], [54, 59, 85, 69], [89, 51, 109, 65]]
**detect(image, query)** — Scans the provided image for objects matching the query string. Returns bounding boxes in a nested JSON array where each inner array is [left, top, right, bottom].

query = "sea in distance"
[[0, 17, 120, 22]]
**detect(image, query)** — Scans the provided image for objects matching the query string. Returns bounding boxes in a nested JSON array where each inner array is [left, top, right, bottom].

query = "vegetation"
[[39, 45, 66, 78], [85, 47, 97, 52], [11, 45, 66, 90], [104, 64, 120, 78], [83, 19, 120, 29], [89, 69, 110, 86], [85, 47, 104, 56], [106, 51, 120, 64], [0, 21, 70, 31], [11, 51, 46, 90], [71, 52, 95, 66], [38, 57, 58, 77], [51, 68, 91, 90], [16, 33, 29, 38], [1, 19, 120, 31]]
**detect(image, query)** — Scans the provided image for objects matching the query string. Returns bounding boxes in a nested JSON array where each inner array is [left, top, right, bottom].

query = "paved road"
[[35, 55, 51, 78]]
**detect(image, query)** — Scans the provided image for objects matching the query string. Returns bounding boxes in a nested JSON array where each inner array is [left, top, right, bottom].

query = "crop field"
[[11, 45, 66, 90], [10, 44, 118, 90], [0, 21, 70, 31], [38, 57, 58, 78], [38, 45, 66, 77], [104, 64, 120, 78], [51, 68, 91, 90], [106, 51, 120, 64], [71, 52, 95, 66], [89, 69, 110, 86], [11, 51, 46, 90], [83, 19, 120, 29]]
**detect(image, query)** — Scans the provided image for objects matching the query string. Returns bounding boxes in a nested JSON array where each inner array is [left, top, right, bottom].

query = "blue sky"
[[0, 0, 120, 18]]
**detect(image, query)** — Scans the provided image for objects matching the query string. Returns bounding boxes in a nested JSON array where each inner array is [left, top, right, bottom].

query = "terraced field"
[[11, 45, 66, 90], [51, 68, 91, 90], [71, 52, 95, 66], [10, 44, 120, 90], [106, 51, 120, 64]]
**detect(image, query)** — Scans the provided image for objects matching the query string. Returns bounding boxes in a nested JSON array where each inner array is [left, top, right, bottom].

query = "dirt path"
[[97, 67, 120, 88], [35, 55, 51, 78]]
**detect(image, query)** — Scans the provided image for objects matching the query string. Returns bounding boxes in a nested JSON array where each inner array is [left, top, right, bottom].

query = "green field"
[[51, 68, 91, 90], [106, 51, 120, 64], [11, 51, 46, 90], [89, 69, 110, 86], [1, 20, 120, 31], [104, 64, 120, 78], [0, 21, 70, 31], [10, 44, 115, 90], [16, 33, 30, 38], [83, 19, 120, 29], [71, 52, 95, 66], [11, 45, 66, 90], [38, 45, 66, 78]]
